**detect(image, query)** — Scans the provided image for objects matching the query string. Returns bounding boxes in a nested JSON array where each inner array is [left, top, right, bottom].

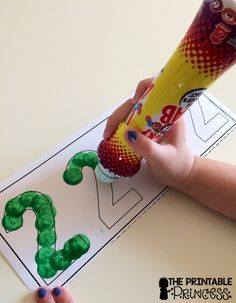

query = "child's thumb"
[[124, 129, 162, 162]]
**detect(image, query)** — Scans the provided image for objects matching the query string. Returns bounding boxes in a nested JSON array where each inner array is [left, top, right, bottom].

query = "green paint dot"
[[32, 195, 52, 212], [50, 249, 71, 270], [45, 196, 56, 216], [63, 234, 90, 260], [35, 247, 54, 263], [63, 166, 83, 185], [36, 247, 57, 277], [38, 262, 57, 279], [35, 214, 55, 231], [37, 205, 53, 217], [72, 154, 86, 166], [20, 191, 39, 208], [5, 198, 25, 216], [37, 229, 57, 247], [38, 261, 58, 278], [84, 152, 99, 169], [2, 215, 22, 231]]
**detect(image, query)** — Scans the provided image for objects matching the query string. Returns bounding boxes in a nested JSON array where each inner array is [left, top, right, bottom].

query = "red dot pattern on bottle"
[[97, 134, 141, 178], [178, 3, 236, 80]]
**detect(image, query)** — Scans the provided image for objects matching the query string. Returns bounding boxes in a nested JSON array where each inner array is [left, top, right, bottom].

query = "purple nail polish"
[[37, 288, 47, 298], [53, 287, 62, 297], [127, 130, 137, 142]]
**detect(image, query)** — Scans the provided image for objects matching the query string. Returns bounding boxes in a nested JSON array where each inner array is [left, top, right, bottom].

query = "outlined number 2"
[[189, 95, 229, 142]]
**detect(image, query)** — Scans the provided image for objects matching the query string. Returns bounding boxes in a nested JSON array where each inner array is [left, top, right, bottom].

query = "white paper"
[[0, 92, 236, 290]]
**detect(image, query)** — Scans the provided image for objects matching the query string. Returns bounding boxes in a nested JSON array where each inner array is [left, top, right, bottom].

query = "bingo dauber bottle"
[[95, 0, 236, 183]]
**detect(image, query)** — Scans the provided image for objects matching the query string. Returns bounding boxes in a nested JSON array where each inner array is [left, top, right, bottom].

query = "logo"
[[158, 277, 233, 301], [140, 88, 205, 141], [159, 277, 170, 300], [179, 88, 206, 109]]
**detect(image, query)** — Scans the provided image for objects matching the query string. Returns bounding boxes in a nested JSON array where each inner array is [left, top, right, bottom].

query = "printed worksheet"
[[0, 92, 236, 290]]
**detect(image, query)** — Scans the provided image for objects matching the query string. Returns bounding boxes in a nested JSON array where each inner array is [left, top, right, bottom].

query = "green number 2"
[[2, 151, 99, 279]]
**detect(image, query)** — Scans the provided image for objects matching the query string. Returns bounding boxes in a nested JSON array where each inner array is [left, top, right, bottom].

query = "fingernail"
[[127, 130, 137, 142], [37, 288, 47, 298], [53, 287, 62, 297]]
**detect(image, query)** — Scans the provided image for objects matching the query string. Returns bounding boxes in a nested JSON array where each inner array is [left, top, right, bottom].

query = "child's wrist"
[[173, 155, 196, 191]]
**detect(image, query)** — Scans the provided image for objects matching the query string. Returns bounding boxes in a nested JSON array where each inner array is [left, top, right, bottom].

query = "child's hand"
[[103, 78, 194, 188], [103, 78, 155, 140], [124, 119, 194, 187]]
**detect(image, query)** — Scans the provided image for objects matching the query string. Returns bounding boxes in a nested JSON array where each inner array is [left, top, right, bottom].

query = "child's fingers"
[[160, 117, 187, 146], [103, 78, 155, 139], [124, 129, 165, 162], [132, 78, 155, 103], [124, 117, 186, 161], [51, 287, 75, 303], [103, 98, 134, 139], [35, 287, 55, 303]]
